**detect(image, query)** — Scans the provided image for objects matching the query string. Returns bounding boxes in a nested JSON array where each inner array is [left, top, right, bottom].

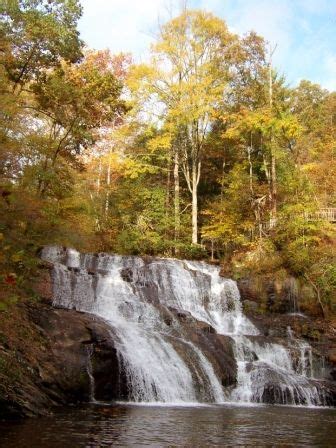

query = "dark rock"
[[168, 307, 193, 322], [249, 363, 336, 406], [237, 278, 259, 303], [0, 302, 124, 419], [327, 348, 336, 364], [88, 328, 126, 401], [121, 268, 133, 283], [177, 311, 192, 321], [245, 312, 336, 382], [243, 300, 259, 312], [176, 314, 237, 389], [237, 274, 326, 317]]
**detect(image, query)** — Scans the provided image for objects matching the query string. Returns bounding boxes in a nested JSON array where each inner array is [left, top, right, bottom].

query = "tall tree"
[[129, 10, 236, 244]]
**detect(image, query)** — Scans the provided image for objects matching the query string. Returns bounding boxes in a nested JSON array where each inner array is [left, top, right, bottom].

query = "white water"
[[86, 345, 96, 403], [41, 246, 330, 406]]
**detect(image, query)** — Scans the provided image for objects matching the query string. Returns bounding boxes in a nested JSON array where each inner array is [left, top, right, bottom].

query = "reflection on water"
[[0, 404, 335, 447]]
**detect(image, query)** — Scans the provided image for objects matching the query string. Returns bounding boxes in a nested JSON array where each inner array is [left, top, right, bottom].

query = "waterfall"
[[41, 246, 331, 406], [86, 344, 96, 403]]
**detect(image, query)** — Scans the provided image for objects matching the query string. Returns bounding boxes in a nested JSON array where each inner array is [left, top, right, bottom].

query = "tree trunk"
[[97, 159, 102, 192], [105, 154, 111, 217], [270, 144, 277, 224], [269, 45, 277, 227], [247, 141, 253, 200], [173, 147, 180, 248], [191, 162, 198, 244], [164, 151, 172, 244], [181, 139, 201, 245]]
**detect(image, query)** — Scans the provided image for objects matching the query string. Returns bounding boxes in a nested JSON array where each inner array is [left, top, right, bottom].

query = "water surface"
[[0, 404, 335, 447]]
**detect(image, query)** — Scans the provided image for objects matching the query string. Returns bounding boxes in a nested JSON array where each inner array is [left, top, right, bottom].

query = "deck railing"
[[262, 208, 336, 229], [255, 208, 336, 238], [304, 208, 336, 222]]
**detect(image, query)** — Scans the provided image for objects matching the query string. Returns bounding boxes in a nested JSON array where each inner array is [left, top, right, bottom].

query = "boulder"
[[249, 363, 336, 406], [0, 302, 123, 419]]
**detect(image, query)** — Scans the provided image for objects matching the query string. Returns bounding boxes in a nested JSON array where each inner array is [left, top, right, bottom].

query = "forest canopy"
[[0, 1, 335, 315]]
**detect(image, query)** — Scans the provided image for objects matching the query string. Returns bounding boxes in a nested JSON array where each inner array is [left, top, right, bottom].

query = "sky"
[[78, 0, 336, 91]]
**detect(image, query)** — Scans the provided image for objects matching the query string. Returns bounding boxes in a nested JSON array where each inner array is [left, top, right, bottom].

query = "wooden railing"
[[255, 208, 336, 238], [304, 208, 336, 222], [262, 208, 336, 229]]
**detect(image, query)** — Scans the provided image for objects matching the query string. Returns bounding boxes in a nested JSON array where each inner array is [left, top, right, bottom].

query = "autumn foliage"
[[0, 2, 335, 315]]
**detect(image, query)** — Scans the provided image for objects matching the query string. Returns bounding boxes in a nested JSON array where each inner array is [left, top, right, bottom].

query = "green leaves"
[[0, 4, 130, 303], [1, 0, 83, 86]]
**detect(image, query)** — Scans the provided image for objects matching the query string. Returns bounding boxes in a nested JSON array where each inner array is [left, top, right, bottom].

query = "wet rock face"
[[248, 364, 336, 407], [0, 300, 239, 419], [39, 246, 335, 408], [237, 275, 336, 385], [246, 312, 336, 382], [88, 327, 127, 401], [3, 248, 333, 418], [237, 275, 327, 317], [29, 305, 125, 404], [0, 302, 125, 419], [173, 309, 237, 388], [237, 277, 299, 314]]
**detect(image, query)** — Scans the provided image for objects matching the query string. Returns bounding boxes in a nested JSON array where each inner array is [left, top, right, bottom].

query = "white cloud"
[[231, 0, 293, 72], [195, 0, 294, 79], [77, 0, 336, 90], [78, 0, 169, 60]]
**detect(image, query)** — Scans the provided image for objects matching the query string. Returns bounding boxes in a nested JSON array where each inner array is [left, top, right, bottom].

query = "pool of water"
[[0, 403, 335, 447]]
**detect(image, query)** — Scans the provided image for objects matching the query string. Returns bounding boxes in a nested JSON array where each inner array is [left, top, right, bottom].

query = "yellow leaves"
[[202, 221, 235, 241], [127, 63, 156, 92], [136, 215, 153, 232], [160, 9, 232, 53], [301, 162, 319, 173], [100, 151, 120, 169], [147, 133, 172, 153], [224, 126, 242, 141], [222, 107, 303, 146], [10, 252, 23, 263], [270, 113, 301, 139], [129, 9, 233, 143], [122, 158, 159, 179]]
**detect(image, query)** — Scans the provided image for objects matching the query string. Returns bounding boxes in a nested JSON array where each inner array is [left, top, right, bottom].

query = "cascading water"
[[41, 246, 332, 407], [86, 344, 96, 403]]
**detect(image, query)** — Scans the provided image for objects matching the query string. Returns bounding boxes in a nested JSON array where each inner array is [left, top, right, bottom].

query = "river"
[[0, 403, 335, 447]]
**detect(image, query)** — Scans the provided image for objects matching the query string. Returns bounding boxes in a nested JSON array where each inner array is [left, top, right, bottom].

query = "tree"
[[0, 0, 83, 93], [289, 82, 336, 206], [0, 0, 84, 185], [129, 10, 236, 244], [0, 2, 128, 279], [30, 50, 127, 197]]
